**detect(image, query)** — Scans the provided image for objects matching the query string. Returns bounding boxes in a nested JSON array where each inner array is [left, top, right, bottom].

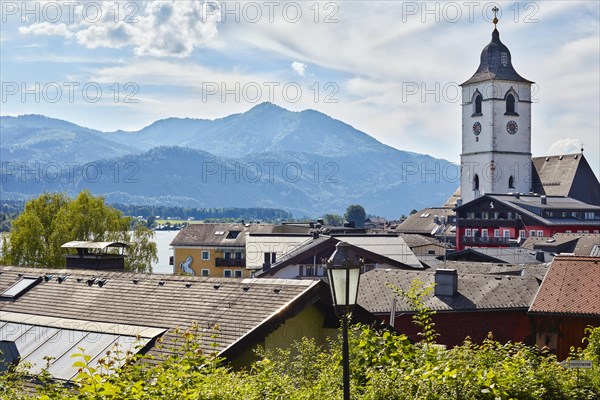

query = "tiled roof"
[[333, 235, 422, 269], [170, 223, 276, 247], [398, 234, 445, 249], [531, 153, 600, 205], [395, 207, 455, 236], [529, 256, 600, 316], [358, 269, 540, 314], [0, 265, 321, 358], [424, 260, 549, 280], [573, 235, 600, 256]]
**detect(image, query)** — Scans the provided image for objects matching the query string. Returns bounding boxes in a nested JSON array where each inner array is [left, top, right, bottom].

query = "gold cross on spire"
[[492, 6, 499, 27]]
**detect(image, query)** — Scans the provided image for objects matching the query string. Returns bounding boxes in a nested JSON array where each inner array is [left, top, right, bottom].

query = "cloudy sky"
[[1, 1, 598, 176]]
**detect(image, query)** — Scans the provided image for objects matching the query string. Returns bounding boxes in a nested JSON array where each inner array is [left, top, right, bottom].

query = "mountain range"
[[0, 102, 458, 217]]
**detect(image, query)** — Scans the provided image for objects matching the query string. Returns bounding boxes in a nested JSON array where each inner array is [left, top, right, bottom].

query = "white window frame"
[[537, 230, 544, 237], [494, 229, 500, 238], [201, 269, 210, 277], [481, 229, 488, 237], [201, 251, 210, 260], [465, 229, 471, 237], [234, 270, 243, 278], [519, 230, 526, 238], [503, 230, 511, 238], [529, 230, 536, 237], [224, 270, 232, 278]]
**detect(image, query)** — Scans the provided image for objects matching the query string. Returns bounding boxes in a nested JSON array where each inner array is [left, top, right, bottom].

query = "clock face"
[[472, 122, 482, 136], [506, 120, 518, 135]]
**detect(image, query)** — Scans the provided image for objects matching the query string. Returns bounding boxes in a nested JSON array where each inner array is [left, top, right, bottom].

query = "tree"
[[1, 191, 157, 272], [344, 205, 366, 228], [322, 213, 343, 226], [410, 209, 418, 215]]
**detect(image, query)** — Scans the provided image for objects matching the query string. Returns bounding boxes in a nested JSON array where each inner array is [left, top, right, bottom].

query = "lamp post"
[[326, 241, 362, 400]]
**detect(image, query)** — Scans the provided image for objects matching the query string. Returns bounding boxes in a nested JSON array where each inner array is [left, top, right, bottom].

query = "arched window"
[[475, 94, 482, 114], [473, 174, 479, 190], [505, 92, 518, 115], [509, 175, 515, 189], [472, 92, 482, 116]]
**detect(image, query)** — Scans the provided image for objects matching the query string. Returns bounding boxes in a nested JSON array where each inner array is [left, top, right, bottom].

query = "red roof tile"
[[529, 256, 600, 316]]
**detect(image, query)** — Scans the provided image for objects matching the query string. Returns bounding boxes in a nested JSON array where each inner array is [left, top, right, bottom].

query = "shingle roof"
[[520, 233, 600, 255], [423, 260, 549, 282], [333, 235, 422, 269], [0, 265, 321, 359], [573, 235, 600, 256], [170, 223, 276, 247], [529, 256, 600, 316], [398, 234, 445, 249], [395, 208, 455, 236], [462, 28, 533, 86], [358, 269, 540, 314], [531, 153, 600, 205]]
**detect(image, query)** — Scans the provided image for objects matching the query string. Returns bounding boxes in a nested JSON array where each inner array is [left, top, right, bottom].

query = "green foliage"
[[322, 213, 343, 226], [345, 205, 366, 228], [1, 191, 157, 272], [2, 324, 599, 399], [390, 279, 439, 344]]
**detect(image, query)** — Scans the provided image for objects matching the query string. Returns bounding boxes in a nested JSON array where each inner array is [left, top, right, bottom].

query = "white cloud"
[[548, 139, 584, 155], [19, 22, 73, 38], [291, 61, 306, 77], [18, 0, 220, 58]]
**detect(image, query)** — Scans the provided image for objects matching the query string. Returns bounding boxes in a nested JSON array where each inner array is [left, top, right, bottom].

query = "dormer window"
[[472, 92, 482, 117], [505, 92, 519, 116]]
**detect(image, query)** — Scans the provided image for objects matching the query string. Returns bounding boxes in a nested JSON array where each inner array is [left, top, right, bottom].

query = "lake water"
[[152, 230, 178, 275]]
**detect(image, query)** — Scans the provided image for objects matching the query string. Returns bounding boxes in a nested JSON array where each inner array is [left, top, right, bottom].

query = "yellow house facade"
[[170, 223, 277, 277]]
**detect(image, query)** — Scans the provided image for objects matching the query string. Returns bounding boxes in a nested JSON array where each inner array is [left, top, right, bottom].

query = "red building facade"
[[455, 194, 600, 251]]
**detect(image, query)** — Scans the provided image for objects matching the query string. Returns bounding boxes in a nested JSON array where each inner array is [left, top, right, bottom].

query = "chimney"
[[541, 195, 547, 205], [312, 231, 319, 239], [515, 193, 520, 199], [536, 251, 545, 262], [317, 219, 324, 225], [433, 215, 439, 224], [434, 269, 458, 297]]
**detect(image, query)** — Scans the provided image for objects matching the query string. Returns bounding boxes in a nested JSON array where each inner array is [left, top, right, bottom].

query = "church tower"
[[460, 11, 533, 204]]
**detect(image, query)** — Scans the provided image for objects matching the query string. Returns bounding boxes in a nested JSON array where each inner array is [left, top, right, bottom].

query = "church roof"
[[531, 153, 600, 206], [462, 28, 533, 86]]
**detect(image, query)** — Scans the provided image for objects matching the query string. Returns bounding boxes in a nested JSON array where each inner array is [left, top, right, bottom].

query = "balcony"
[[215, 258, 246, 268], [461, 237, 511, 246], [458, 219, 519, 227]]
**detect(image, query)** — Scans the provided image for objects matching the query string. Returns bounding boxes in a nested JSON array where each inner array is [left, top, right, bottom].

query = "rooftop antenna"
[[580, 141, 584, 153]]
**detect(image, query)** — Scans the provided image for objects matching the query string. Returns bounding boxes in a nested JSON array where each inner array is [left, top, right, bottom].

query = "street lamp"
[[326, 241, 362, 400]]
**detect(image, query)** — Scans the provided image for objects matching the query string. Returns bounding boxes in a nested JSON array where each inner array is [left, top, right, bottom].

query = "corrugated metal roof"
[[337, 235, 422, 269], [61, 241, 129, 249]]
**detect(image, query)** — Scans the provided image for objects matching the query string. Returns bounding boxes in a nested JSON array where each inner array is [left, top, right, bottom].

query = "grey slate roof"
[[395, 207, 456, 236], [0, 265, 322, 359], [170, 223, 276, 247], [334, 235, 422, 269], [462, 28, 532, 85], [398, 233, 446, 249], [358, 269, 540, 314], [531, 153, 600, 206], [462, 247, 554, 264]]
